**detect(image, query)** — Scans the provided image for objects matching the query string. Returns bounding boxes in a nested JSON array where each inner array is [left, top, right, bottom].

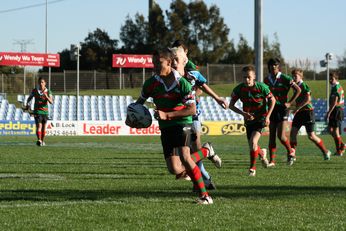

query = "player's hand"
[[284, 102, 292, 109], [292, 108, 299, 115], [22, 105, 29, 111], [325, 113, 330, 122], [243, 112, 254, 121], [154, 110, 169, 121], [217, 98, 228, 109], [265, 116, 270, 126]]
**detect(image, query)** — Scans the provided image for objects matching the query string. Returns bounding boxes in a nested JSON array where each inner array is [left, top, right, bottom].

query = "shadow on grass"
[[0, 189, 191, 202], [215, 185, 346, 199], [0, 185, 345, 202]]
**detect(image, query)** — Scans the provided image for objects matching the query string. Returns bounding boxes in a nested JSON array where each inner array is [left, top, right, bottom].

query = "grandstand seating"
[[0, 94, 344, 122]]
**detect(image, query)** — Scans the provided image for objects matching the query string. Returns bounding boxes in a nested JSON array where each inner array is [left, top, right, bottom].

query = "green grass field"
[[0, 135, 345, 230]]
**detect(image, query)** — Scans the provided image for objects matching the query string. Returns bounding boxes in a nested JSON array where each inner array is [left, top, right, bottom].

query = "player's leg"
[[161, 127, 188, 179], [247, 123, 267, 176], [290, 126, 299, 150], [278, 121, 294, 155], [278, 120, 295, 165], [248, 131, 260, 176], [165, 156, 186, 175], [191, 129, 216, 190], [268, 122, 278, 166], [328, 109, 345, 156], [332, 126, 344, 156], [177, 125, 212, 203], [34, 115, 41, 146], [307, 131, 331, 160], [177, 146, 208, 198], [290, 112, 302, 150], [40, 115, 48, 146], [35, 115, 43, 146]]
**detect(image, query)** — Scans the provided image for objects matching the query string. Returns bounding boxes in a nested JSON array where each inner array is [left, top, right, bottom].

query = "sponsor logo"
[[129, 124, 160, 135], [115, 57, 126, 66], [221, 123, 246, 135], [201, 124, 209, 135], [0, 121, 35, 135], [83, 123, 121, 135]]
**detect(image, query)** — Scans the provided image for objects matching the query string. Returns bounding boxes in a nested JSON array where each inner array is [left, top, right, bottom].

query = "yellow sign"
[[201, 121, 246, 135]]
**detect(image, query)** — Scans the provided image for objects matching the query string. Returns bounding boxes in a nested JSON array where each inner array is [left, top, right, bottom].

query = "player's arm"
[[157, 102, 196, 121], [45, 91, 53, 104], [135, 97, 146, 105], [200, 83, 227, 109], [265, 93, 276, 126], [136, 82, 151, 105], [25, 92, 34, 109], [229, 99, 254, 121], [326, 95, 338, 120], [295, 93, 310, 113], [285, 82, 301, 108]]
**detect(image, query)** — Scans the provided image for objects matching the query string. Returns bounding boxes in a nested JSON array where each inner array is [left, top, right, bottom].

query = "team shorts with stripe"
[[270, 104, 289, 123], [328, 107, 344, 128], [34, 114, 49, 125], [292, 110, 315, 133], [160, 124, 192, 159], [245, 121, 266, 140]]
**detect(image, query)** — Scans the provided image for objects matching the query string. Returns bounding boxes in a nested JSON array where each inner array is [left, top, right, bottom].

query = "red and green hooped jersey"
[[231, 82, 272, 124], [30, 88, 52, 115], [140, 70, 195, 129], [330, 82, 345, 109], [295, 81, 313, 111], [264, 72, 294, 106]]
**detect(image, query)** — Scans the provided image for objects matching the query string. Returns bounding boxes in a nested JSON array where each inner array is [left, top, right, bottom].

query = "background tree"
[[119, 14, 149, 53], [166, 0, 232, 64], [337, 50, 346, 78], [80, 28, 118, 71], [263, 33, 284, 64], [42, 28, 118, 72], [147, 4, 170, 50], [233, 34, 254, 64], [0, 66, 23, 74]]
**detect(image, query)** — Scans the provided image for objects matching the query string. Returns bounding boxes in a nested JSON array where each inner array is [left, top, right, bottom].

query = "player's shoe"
[[324, 150, 331, 160], [334, 152, 343, 157], [267, 161, 276, 167], [287, 148, 296, 166], [203, 142, 222, 168], [259, 148, 269, 168], [340, 143, 345, 155], [36, 140, 42, 147], [196, 195, 213, 205], [176, 171, 191, 181], [41, 141, 46, 146], [248, 168, 256, 177]]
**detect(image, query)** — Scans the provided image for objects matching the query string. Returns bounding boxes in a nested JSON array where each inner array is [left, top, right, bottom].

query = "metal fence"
[[0, 64, 343, 95]]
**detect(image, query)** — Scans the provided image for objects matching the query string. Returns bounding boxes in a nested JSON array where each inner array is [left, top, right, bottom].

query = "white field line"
[[0, 173, 65, 180], [0, 197, 184, 209], [0, 200, 126, 208]]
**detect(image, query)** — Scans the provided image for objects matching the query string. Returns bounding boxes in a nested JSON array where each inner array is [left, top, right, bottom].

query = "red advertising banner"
[[112, 54, 153, 68], [0, 52, 60, 67]]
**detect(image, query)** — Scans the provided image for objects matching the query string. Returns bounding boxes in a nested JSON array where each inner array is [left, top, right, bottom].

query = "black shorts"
[[160, 124, 192, 159], [292, 110, 315, 133], [34, 114, 48, 124], [328, 107, 344, 128], [270, 104, 289, 123], [245, 121, 265, 140]]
